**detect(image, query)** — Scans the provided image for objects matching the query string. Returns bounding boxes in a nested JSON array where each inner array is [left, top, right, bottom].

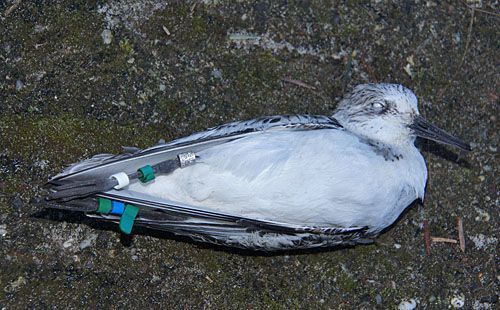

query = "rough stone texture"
[[0, 0, 498, 308]]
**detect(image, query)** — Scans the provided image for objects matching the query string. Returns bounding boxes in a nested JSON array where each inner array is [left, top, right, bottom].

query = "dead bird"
[[44, 83, 470, 251]]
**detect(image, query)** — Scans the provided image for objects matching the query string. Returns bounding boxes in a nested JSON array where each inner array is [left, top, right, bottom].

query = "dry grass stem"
[[457, 217, 466, 252], [281, 77, 317, 90], [431, 237, 458, 244]]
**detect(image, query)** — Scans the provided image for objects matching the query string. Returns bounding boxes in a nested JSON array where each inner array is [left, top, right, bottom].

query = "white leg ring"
[[110, 172, 130, 189]]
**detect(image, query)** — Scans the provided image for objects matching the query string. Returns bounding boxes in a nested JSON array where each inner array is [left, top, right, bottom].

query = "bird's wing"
[[104, 189, 364, 234], [50, 115, 342, 182], [165, 114, 342, 146], [44, 114, 369, 250], [45, 189, 368, 250]]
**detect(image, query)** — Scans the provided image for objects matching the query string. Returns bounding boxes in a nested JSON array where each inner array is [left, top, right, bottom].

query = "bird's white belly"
[[130, 130, 426, 231]]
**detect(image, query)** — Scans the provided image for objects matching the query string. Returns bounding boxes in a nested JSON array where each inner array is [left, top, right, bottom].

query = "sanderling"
[[45, 83, 470, 250]]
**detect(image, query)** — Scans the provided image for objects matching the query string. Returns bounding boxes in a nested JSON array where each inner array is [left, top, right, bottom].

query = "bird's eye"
[[371, 102, 385, 110]]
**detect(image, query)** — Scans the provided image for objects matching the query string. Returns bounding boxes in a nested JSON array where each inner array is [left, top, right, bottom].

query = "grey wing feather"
[[51, 153, 135, 180], [165, 114, 342, 146], [79, 191, 368, 250], [99, 190, 364, 235], [50, 115, 342, 181]]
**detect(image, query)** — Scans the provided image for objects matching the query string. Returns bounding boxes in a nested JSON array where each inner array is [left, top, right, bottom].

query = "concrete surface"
[[0, 0, 498, 308]]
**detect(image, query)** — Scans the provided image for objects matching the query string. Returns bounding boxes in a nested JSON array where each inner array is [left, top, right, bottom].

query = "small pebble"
[[398, 299, 417, 310], [451, 294, 465, 308], [375, 294, 383, 304], [469, 234, 497, 249], [211, 68, 223, 79], [483, 165, 492, 172], [101, 29, 113, 45], [79, 233, 98, 250], [394, 243, 401, 249], [429, 295, 436, 302], [11, 196, 24, 212], [474, 207, 490, 222], [151, 275, 161, 283], [8, 276, 26, 291], [63, 238, 74, 248], [159, 83, 166, 91], [0, 224, 7, 237], [16, 80, 23, 91]]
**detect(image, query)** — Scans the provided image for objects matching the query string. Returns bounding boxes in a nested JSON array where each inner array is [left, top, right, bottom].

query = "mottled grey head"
[[333, 83, 470, 150]]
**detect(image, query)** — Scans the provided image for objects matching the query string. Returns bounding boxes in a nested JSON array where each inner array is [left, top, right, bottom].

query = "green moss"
[[119, 39, 134, 55], [46, 6, 101, 47], [0, 114, 160, 183], [338, 24, 361, 37], [191, 15, 206, 34], [336, 272, 357, 293], [223, 51, 283, 97]]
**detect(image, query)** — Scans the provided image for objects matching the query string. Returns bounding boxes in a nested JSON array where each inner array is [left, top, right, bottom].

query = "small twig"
[[460, 0, 500, 18], [473, 8, 500, 17], [281, 77, 317, 90], [281, 77, 329, 103], [459, 7, 475, 68], [189, 2, 197, 17], [415, 35, 433, 55], [423, 220, 431, 255], [4, 0, 21, 17], [431, 237, 458, 244], [457, 217, 466, 252], [205, 275, 214, 283], [162, 25, 171, 36]]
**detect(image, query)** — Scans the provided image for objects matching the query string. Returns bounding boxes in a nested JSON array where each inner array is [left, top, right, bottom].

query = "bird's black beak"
[[410, 115, 471, 151]]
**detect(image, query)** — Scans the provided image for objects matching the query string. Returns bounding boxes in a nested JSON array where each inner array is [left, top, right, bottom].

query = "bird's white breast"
[[129, 129, 427, 231]]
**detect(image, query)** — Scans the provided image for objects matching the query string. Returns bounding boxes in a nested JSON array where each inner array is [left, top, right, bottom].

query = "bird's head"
[[333, 83, 470, 150]]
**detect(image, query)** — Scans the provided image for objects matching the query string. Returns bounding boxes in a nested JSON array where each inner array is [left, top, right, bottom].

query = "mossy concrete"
[[0, 0, 498, 308]]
